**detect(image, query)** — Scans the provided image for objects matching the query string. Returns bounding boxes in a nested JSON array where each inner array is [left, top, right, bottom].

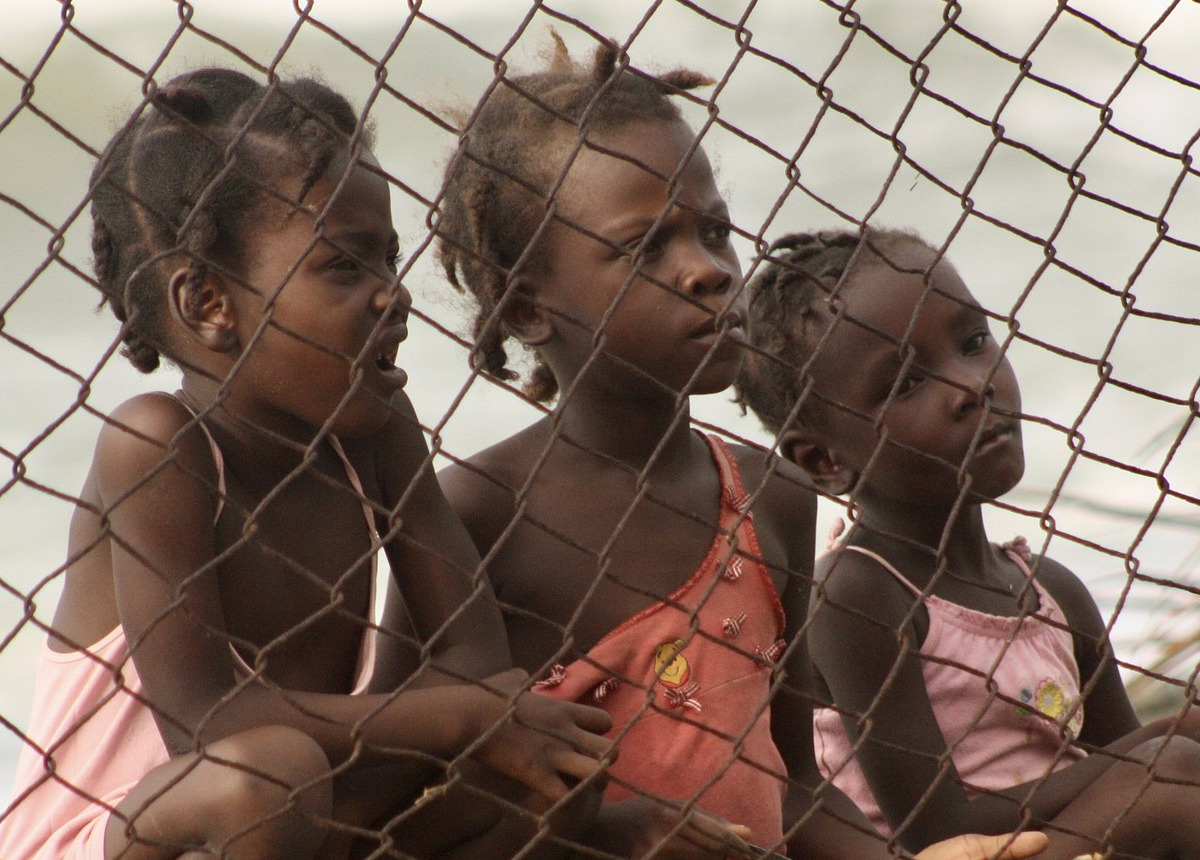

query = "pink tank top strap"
[[841, 536, 1057, 617], [839, 544, 926, 598], [323, 436, 379, 695], [166, 392, 378, 695], [159, 391, 227, 525]]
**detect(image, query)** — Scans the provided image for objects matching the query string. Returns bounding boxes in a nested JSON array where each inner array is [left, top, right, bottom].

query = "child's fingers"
[[566, 721, 617, 758], [996, 832, 1049, 859], [550, 747, 612, 784], [917, 832, 1049, 860], [484, 667, 532, 694], [514, 695, 615, 759], [675, 813, 756, 859], [517, 762, 574, 804], [568, 701, 615, 735]]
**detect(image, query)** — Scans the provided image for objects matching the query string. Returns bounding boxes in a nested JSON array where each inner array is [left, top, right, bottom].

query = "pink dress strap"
[[159, 394, 379, 693], [836, 544, 926, 598]]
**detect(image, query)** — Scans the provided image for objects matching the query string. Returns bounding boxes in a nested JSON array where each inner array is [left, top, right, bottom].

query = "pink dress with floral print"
[[812, 538, 1087, 836]]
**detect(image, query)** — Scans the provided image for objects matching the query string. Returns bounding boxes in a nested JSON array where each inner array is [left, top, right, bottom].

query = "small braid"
[[735, 227, 929, 435], [89, 68, 368, 373], [436, 34, 713, 402]]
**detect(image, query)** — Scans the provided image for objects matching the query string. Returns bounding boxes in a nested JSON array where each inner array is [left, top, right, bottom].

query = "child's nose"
[[678, 246, 736, 298], [948, 368, 996, 415], [372, 281, 412, 321]]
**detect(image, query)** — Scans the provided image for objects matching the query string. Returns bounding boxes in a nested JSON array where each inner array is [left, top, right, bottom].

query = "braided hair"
[[435, 33, 713, 403], [735, 227, 931, 435], [90, 67, 368, 372]]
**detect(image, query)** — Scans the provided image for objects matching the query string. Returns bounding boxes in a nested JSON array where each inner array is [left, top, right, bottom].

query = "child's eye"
[[888, 374, 921, 405], [623, 231, 663, 258], [329, 256, 361, 274], [703, 221, 732, 246], [964, 330, 990, 353], [385, 253, 401, 274], [892, 374, 921, 399]]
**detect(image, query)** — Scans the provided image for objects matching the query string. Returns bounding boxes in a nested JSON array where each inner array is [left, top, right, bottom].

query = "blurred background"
[[2, 0, 1198, 794]]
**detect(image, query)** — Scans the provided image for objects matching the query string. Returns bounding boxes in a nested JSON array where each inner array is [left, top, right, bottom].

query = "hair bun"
[[154, 84, 213, 124]]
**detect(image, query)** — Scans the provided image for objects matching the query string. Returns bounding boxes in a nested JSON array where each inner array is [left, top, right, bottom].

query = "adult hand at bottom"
[[915, 832, 1049, 860]]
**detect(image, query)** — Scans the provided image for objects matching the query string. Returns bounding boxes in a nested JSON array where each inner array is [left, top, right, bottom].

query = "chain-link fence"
[[1, 1, 1198, 857]]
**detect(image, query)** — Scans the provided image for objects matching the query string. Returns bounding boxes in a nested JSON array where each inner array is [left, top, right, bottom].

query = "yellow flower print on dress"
[[1032, 680, 1066, 718], [652, 639, 702, 712], [653, 639, 691, 688], [1017, 677, 1083, 737]]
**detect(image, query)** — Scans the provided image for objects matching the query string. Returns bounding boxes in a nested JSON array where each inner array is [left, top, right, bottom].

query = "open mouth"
[[370, 324, 408, 385], [375, 346, 398, 372]]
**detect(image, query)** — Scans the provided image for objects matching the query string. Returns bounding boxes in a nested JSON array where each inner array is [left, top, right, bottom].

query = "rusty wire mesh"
[[1, 0, 1199, 857]]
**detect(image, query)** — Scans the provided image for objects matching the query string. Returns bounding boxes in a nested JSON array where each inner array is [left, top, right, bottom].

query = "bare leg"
[[105, 725, 332, 860], [1038, 735, 1200, 860], [340, 761, 603, 860]]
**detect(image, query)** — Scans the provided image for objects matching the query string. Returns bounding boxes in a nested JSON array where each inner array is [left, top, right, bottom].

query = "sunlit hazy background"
[[3, 0, 1199, 795]]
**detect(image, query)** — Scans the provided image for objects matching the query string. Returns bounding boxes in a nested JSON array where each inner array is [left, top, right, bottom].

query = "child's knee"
[[205, 725, 333, 824], [1131, 734, 1200, 784]]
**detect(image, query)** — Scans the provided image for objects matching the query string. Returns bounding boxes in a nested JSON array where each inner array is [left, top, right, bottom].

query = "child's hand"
[[590, 795, 757, 860], [469, 668, 614, 802], [915, 831, 1049, 860]]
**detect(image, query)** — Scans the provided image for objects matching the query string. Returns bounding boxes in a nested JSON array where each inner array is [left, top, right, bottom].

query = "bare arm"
[[749, 456, 909, 858], [355, 392, 510, 684], [99, 394, 609, 801]]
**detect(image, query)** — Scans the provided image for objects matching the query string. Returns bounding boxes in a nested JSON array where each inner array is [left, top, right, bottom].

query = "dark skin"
[[438, 118, 1048, 860], [50, 150, 611, 860], [791, 240, 1200, 858]]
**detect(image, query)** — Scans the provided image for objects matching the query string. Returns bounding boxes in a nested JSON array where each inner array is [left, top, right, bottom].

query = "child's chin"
[[968, 467, 1026, 504], [329, 401, 394, 439], [678, 362, 741, 398]]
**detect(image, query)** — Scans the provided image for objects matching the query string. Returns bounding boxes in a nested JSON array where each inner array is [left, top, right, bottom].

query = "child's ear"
[[500, 278, 554, 347], [168, 267, 239, 353], [779, 429, 858, 496]]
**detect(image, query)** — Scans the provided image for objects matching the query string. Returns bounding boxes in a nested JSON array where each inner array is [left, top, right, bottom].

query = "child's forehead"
[[549, 120, 719, 212], [557, 119, 706, 177], [814, 255, 981, 368], [257, 147, 384, 212], [846, 246, 977, 320], [247, 151, 394, 252]]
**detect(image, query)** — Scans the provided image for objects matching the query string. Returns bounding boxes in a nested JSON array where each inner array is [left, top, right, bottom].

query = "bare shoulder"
[[727, 441, 816, 554], [438, 421, 548, 554], [1024, 550, 1086, 593], [812, 543, 916, 628], [94, 391, 217, 497], [102, 391, 201, 446], [1023, 549, 1105, 632]]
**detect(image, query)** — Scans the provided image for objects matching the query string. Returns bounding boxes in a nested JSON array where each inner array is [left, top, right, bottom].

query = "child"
[[433, 35, 1049, 860], [735, 227, 1200, 858], [0, 67, 614, 860]]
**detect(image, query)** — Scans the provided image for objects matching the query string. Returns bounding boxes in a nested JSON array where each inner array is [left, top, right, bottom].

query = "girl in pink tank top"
[[736, 226, 1200, 859], [0, 67, 613, 860]]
